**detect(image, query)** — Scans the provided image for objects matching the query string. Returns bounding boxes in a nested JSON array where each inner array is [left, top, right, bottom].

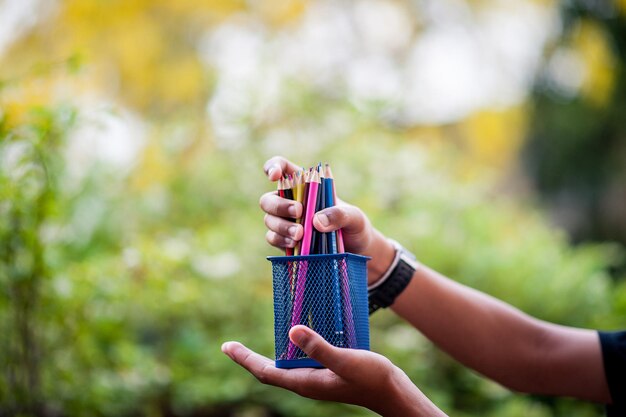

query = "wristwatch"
[[368, 239, 419, 315]]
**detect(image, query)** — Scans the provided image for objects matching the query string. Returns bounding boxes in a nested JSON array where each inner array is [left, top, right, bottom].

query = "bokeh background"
[[1, 0, 625, 416]]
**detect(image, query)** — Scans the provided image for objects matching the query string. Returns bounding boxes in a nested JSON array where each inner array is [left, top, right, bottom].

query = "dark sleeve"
[[599, 330, 626, 417]]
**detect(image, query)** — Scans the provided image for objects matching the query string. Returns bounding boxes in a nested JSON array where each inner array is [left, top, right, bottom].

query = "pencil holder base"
[[269, 253, 370, 369], [276, 358, 324, 369]]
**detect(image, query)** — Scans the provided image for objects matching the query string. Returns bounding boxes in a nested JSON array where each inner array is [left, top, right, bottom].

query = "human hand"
[[221, 325, 444, 417], [259, 156, 396, 284]]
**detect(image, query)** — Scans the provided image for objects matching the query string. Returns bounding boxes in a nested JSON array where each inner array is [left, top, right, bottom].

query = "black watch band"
[[368, 242, 418, 315]]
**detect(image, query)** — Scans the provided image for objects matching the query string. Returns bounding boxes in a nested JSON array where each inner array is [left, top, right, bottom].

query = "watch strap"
[[368, 244, 417, 315]]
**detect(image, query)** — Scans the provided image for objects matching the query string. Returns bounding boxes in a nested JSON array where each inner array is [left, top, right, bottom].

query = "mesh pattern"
[[269, 253, 370, 368]]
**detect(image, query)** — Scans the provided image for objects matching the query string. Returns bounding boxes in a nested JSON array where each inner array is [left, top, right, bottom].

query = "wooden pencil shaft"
[[300, 182, 318, 255]]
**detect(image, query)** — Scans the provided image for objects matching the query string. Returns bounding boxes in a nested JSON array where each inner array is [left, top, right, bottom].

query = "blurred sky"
[[0, 0, 565, 152], [207, 0, 556, 127]]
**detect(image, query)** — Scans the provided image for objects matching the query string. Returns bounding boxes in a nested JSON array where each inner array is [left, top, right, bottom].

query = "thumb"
[[313, 205, 367, 235], [289, 325, 348, 373], [263, 156, 302, 182]]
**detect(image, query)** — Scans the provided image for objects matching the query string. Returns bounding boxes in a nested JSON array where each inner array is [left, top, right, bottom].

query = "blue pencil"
[[324, 164, 343, 346]]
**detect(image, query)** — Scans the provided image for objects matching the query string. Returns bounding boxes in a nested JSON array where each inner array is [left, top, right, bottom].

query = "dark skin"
[[222, 326, 445, 417], [222, 156, 612, 416]]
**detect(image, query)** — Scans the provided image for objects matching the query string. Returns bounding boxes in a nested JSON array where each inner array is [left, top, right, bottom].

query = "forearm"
[[389, 265, 610, 403]]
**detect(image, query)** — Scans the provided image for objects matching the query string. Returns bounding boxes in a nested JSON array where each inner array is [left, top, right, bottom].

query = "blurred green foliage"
[[1, 97, 626, 416], [0, 103, 76, 414]]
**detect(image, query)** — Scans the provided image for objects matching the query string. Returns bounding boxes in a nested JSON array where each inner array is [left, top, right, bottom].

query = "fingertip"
[[267, 165, 280, 181], [288, 328, 302, 346], [291, 324, 309, 331], [290, 224, 303, 241], [222, 341, 245, 353], [288, 326, 342, 371], [288, 325, 312, 347], [314, 212, 330, 230], [221, 342, 235, 360], [314, 208, 338, 232], [264, 156, 302, 180]]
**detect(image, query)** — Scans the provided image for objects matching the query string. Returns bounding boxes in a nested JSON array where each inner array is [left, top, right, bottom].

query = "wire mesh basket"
[[268, 253, 370, 368]]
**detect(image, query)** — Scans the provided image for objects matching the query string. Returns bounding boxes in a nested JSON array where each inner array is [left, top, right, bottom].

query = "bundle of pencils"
[[277, 163, 355, 359], [277, 163, 345, 256]]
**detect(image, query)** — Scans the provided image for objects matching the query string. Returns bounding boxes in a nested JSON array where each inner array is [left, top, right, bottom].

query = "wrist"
[[375, 368, 439, 417], [367, 238, 420, 314], [366, 230, 396, 286]]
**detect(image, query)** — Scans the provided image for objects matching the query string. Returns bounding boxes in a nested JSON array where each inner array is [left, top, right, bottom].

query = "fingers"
[[265, 214, 303, 240], [222, 342, 281, 384], [221, 341, 334, 395], [289, 325, 352, 375], [259, 192, 302, 218], [222, 342, 274, 370], [260, 192, 303, 250], [312, 204, 367, 235], [266, 230, 296, 248], [263, 156, 302, 182]]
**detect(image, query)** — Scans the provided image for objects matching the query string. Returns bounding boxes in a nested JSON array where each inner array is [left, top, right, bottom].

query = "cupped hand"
[[259, 156, 395, 284], [222, 325, 442, 417]]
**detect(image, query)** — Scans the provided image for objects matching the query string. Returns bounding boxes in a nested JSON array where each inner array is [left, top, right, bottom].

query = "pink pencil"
[[300, 169, 319, 257], [288, 169, 320, 358]]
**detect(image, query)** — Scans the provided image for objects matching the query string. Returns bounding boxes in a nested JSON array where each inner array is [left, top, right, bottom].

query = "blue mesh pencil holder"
[[268, 253, 370, 369]]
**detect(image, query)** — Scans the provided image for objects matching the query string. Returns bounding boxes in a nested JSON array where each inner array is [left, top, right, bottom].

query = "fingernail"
[[290, 328, 308, 346], [221, 342, 231, 356], [268, 164, 280, 178], [288, 205, 297, 217], [288, 225, 298, 238], [284, 237, 294, 246], [316, 212, 329, 227]]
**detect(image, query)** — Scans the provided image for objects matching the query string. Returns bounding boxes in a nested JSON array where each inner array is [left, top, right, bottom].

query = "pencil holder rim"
[[267, 253, 371, 262]]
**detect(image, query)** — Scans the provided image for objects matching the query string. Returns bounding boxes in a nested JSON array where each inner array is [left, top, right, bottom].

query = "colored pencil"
[[311, 165, 326, 255], [323, 164, 355, 347], [326, 165, 345, 253], [322, 164, 343, 344], [280, 176, 295, 257], [300, 169, 318, 256], [324, 164, 338, 254], [287, 168, 320, 358]]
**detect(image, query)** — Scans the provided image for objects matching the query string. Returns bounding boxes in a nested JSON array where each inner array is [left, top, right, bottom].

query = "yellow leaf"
[[573, 20, 616, 107], [459, 106, 528, 170], [252, 0, 307, 26]]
